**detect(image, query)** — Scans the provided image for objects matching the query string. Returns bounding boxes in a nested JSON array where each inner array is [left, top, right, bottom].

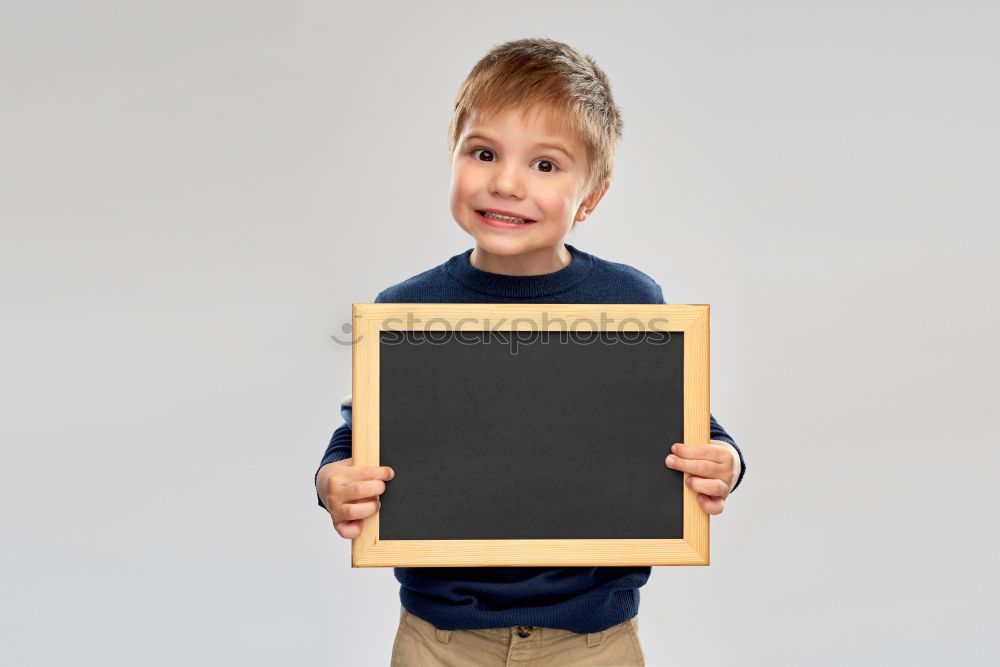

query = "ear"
[[575, 178, 611, 222]]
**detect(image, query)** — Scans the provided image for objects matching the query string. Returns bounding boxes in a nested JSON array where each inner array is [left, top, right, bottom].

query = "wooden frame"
[[350, 304, 711, 567]]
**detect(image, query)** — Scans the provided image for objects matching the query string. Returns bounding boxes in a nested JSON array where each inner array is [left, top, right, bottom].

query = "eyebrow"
[[462, 133, 575, 162]]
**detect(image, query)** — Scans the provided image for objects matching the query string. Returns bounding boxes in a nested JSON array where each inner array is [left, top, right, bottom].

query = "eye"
[[471, 148, 495, 162], [533, 159, 558, 173], [470, 148, 559, 173]]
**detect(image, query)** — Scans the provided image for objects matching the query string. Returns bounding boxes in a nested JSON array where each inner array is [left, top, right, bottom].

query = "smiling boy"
[[315, 37, 747, 666]]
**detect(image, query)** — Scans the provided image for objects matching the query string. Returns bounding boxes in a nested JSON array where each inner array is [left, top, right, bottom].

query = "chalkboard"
[[350, 304, 711, 567]]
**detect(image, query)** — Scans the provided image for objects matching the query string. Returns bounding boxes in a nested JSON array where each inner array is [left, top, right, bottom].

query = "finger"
[[364, 495, 383, 513], [665, 455, 727, 478], [334, 518, 362, 539], [325, 479, 385, 510], [340, 478, 388, 503], [341, 465, 395, 482], [685, 475, 730, 500], [696, 492, 725, 516], [669, 442, 729, 464], [334, 496, 381, 522]]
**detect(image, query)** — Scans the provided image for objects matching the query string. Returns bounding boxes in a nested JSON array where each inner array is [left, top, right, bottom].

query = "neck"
[[469, 243, 572, 276]]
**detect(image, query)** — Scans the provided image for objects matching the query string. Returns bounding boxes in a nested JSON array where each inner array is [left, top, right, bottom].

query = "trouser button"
[[516, 625, 534, 637]]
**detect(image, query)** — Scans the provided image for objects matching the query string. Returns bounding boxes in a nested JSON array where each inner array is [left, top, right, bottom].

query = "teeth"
[[482, 211, 529, 223]]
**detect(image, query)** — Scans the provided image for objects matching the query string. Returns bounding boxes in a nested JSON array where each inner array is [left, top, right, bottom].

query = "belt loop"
[[586, 630, 605, 647], [435, 628, 452, 644]]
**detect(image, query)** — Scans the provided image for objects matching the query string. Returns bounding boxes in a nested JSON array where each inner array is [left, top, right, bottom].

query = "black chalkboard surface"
[[378, 330, 685, 541], [350, 304, 711, 567]]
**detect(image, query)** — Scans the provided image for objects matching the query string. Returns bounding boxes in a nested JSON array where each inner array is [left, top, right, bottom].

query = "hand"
[[316, 457, 395, 539], [664, 440, 734, 516]]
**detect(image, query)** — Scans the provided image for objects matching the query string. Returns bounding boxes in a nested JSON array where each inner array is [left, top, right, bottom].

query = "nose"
[[489, 162, 524, 199]]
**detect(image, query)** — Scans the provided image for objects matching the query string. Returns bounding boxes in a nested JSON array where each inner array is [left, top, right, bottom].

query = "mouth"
[[476, 210, 537, 227]]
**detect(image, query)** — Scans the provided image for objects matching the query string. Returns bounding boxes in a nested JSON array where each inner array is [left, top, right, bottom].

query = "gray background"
[[2, 1, 997, 665]]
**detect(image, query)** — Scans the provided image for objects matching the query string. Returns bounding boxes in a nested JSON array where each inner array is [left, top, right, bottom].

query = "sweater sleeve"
[[656, 281, 747, 493], [315, 395, 354, 509]]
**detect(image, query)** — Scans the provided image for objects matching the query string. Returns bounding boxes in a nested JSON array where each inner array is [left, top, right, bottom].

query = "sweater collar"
[[445, 243, 594, 298]]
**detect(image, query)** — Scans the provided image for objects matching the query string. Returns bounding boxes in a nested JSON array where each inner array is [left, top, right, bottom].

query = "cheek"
[[447, 176, 463, 211], [536, 191, 575, 217], [448, 172, 478, 220], [449, 167, 477, 202]]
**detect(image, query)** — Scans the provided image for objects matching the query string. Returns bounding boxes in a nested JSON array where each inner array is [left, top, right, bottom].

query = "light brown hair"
[[447, 37, 624, 230]]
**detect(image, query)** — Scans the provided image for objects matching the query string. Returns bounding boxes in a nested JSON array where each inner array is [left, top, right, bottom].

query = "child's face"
[[449, 106, 603, 268]]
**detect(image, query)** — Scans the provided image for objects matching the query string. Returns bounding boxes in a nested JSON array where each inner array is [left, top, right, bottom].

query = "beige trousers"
[[390, 605, 646, 666]]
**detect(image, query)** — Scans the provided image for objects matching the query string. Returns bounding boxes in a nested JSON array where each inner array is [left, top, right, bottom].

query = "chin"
[[472, 236, 531, 255]]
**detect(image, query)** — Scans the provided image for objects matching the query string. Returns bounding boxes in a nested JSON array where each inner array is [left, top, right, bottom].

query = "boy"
[[314, 37, 747, 666]]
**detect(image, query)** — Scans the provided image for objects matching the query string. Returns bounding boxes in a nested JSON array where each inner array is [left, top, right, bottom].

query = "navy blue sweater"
[[315, 243, 747, 632]]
